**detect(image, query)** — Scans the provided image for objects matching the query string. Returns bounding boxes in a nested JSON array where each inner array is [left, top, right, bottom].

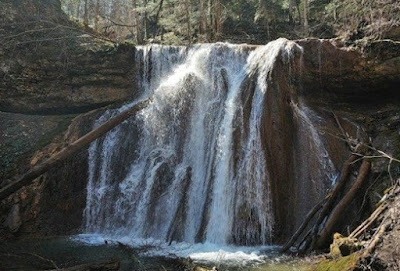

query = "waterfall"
[[83, 38, 336, 246]]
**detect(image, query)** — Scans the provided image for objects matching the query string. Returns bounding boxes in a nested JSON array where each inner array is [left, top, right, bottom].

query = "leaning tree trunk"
[[0, 98, 151, 201], [315, 159, 371, 249], [303, 0, 309, 34]]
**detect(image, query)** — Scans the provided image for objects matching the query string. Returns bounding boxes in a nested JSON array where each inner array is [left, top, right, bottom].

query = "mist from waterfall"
[[83, 38, 335, 247]]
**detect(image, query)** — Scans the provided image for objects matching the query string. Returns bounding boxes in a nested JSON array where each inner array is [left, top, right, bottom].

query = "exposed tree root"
[[349, 202, 388, 239], [362, 218, 391, 257], [316, 159, 371, 249]]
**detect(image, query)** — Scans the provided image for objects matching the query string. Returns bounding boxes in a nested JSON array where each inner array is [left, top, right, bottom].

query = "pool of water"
[[0, 235, 311, 270]]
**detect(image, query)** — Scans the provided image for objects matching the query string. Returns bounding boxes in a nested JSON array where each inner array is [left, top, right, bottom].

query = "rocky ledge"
[[0, 0, 137, 114]]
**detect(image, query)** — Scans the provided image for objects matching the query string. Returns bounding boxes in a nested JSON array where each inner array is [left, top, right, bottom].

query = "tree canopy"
[[60, 0, 400, 44]]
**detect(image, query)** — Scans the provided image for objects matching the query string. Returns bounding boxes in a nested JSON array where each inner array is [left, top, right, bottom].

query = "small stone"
[[330, 233, 363, 258]]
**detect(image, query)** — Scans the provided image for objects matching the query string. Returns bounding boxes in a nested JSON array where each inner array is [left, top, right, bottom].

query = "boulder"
[[330, 233, 363, 258]]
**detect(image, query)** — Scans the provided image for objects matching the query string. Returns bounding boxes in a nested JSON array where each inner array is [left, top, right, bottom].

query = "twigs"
[[362, 217, 391, 257], [356, 180, 400, 258], [349, 202, 388, 239], [358, 172, 383, 215], [332, 112, 353, 150], [1, 19, 118, 49]]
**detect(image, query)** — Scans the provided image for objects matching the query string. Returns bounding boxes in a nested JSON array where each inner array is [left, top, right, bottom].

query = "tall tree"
[[199, 0, 207, 37], [129, 0, 142, 43], [183, 0, 192, 44], [94, 0, 100, 31], [83, 0, 89, 28], [303, 0, 309, 34]]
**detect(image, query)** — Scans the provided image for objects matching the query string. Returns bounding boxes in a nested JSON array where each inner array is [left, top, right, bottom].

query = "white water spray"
[[83, 39, 336, 246]]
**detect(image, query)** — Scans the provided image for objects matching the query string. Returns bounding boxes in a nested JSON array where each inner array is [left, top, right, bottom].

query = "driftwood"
[[49, 259, 120, 271], [282, 144, 367, 253], [316, 144, 366, 226], [305, 144, 367, 249], [0, 98, 151, 201], [362, 218, 391, 257], [296, 228, 313, 252], [315, 159, 371, 248], [282, 144, 371, 253], [349, 202, 388, 239], [281, 197, 327, 252]]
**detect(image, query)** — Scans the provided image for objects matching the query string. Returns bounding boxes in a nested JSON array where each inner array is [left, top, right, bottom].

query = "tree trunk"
[[83, 0, 89, 29], [281, 197, 328, 253], [315, 159, 371, 249], [143, 0, 148, 40], [76, 0, 82, 19], [296, 5, 302, 26], [215, 0, 223, 39], [281, 197, 326, 252], [312, 144, 367, 235], [94, 0, 100, 32], [303, 0, 309, 34], [132, 0, 142, 44], [154, 0, 164, 38], [0, 99, 151, 201], [184, 0, 192, 44], [199, 0, 207, 35]]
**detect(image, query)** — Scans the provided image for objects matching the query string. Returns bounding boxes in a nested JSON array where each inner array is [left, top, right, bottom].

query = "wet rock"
[[296, 38, 400, 104], [0, 109, 104, 239], [330, 233, 363, 258], [4, 204, 22, 233]]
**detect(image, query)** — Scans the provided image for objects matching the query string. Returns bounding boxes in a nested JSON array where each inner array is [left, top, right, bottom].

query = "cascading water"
[[83, 38, 337, 247]]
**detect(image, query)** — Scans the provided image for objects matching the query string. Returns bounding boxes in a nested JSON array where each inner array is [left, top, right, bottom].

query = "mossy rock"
[[329, 233, 363, 258]]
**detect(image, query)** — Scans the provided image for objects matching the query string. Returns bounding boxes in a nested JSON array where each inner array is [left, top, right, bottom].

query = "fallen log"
[[349, 202, 388, 239], [316, 144, 366, 224], [305, 144, 367, 251], [295, 144, 366, 252], [0, 98, 151, 201], [48, 259, 120, 271], [315, 159, 371, 249], [281, 196, 327, 252], [362, 217, 391, 257]]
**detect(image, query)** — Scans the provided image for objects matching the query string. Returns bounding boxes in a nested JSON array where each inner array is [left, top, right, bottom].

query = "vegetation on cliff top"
[[60, 0, 400, 44]]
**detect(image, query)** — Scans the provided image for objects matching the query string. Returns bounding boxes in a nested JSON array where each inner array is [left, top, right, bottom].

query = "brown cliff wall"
[[0, 0, 137, 114]]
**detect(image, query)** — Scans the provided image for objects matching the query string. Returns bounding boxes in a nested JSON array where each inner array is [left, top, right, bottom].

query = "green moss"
[[313, 253, 360, 271]]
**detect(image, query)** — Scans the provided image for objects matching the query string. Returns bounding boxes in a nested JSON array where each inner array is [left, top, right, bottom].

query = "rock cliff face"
[[1, 110, 103, 239], [0, 0, 136, 238], [0, 0, 136, 114], [297, 39, 400, 104]]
